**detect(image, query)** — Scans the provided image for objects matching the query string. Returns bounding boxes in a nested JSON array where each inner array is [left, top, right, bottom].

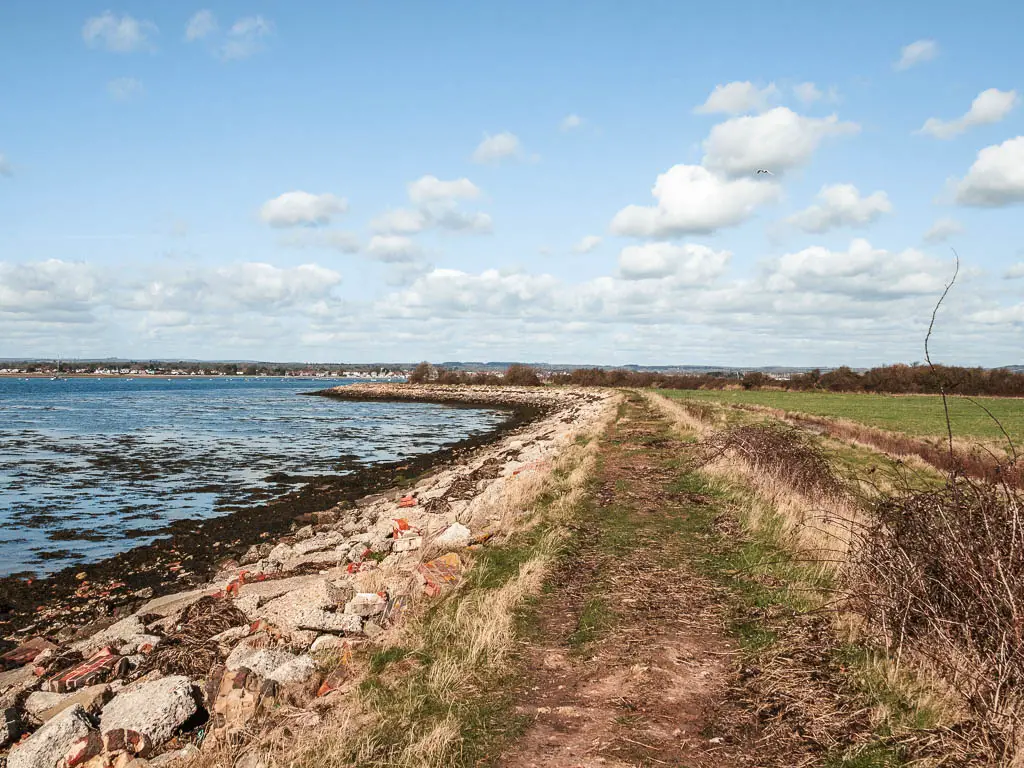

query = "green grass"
[[661, 388, 1024, 444]]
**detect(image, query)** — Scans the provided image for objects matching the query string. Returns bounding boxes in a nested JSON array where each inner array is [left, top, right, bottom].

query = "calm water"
[[0, 377, 507, 577]]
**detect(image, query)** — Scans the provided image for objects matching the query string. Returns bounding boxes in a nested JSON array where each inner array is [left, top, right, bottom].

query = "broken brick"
[[398, 496, 417, 508], [416, 553, 464, 597], [45, 648, 127, 694], [1, 637, 57, 670]]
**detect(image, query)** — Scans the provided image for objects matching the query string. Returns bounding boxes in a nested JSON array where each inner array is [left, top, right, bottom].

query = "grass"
[[661, 388, 1024, 444]]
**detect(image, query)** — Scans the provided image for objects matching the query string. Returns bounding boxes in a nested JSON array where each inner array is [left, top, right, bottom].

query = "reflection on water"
[[0, 377, 506, 576]]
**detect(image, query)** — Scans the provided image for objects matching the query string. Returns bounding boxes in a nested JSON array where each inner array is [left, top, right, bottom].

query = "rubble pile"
[[0, 386, 611, 767]]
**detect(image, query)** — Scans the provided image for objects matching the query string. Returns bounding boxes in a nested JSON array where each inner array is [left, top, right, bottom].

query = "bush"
[[504, 364, 541, 386], [408, 361, 434, 384]]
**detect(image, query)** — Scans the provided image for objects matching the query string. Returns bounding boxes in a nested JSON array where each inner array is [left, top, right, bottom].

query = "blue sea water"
[[0, 377, 507, 577]]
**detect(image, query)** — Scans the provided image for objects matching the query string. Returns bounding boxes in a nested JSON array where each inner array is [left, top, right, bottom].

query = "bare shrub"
[[852, 479, 1024, 758], [503, 364, 541, 386], [696, 423, 845, 498]]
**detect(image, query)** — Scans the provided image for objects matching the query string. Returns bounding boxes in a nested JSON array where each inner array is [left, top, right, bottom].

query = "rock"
[[148, 745, 198, 766], [99, 676, 198, 756], [363, 621, 384, 640], [294, 525, 314, 541], [293, 532, 345, 556], [2, 705, 20, 748], [343, 593, 386, 617], [0, 664, 36, 707], [136, 587, 213, 619], [435, 523, 472, 548], [254, 579, 361, 634], [120, 635, 162, 655], [225, 645, 296, 679], [210, 626, 250, 645], [73, 616, 146, 654], [250, 558, 281, 576], [392, 535, 422, 553], [60, 731, 103, 767], [25, 690, 70, 719], [38, 685, 111, 723], [7, 705, 95, 768], [309, 635, 348, 653], [267, 543, 293, 563], [368, 538, 392, 554], [289, 630, 318, 648], [234, 594, 261, 618], [1, 637, 58, 669], [267, 656, 316, 685]]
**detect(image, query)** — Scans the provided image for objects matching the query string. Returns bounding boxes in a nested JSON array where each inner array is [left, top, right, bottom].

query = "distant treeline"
[[411, 361, 1024, 397], [554, 364, 1024, 397]]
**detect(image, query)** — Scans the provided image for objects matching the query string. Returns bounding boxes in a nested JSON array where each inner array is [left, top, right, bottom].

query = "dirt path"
[[499, 394, 744, 768]]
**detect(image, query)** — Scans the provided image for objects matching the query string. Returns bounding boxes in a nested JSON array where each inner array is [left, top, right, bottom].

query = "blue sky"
[[1, 1, 1022, 366]]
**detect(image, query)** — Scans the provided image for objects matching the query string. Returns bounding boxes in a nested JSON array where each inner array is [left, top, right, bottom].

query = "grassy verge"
[[661, 388, 1024, 444]]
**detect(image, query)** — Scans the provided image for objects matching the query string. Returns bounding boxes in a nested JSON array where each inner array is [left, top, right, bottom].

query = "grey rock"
[[99, 675, 198, 753], [225, 646, 296, 679], [7, 704, 95, 768], [267, 656, 317, 685], [2, 706, 19, 749], [294, 525, 315, 541], [435, 523, 472, 548]]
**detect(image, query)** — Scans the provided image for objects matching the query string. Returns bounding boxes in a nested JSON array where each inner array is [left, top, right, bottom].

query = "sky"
[[1, 1, 1023, 367]]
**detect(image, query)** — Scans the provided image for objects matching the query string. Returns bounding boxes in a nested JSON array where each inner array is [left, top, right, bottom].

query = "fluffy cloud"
[[572, 235, 602, 254], [617, 243, 731, 282], [371, 208, 429, 235], [221, 15, 272, 60], [895, 39, 938, 70], [382, 268, 561, 317], [765, 239, 946, 298], [472, 132, 522, 164], [0, 154, 11, 177], [82, 12, 157, 53], [1005, 263, 1024, 280], [793, 82, 823, 104], [407, 175, 480, 205], [0, 260, 103, 319], [560, 114, 583, 131], [955, 136, 1024, 207], [786, 184, 892, 233], [694, 81, 778, 115], [260, 192, 348, 227], [127, 263, 340, 313], [918, 88, 1018, 139], [185, 10, 218, 41], [372, 176, 491, 235], [702, 107, 859, 176], [923, 218, 964, 244], [279, 230, 360, 253], [107, 77, 144, 101], [367, 236, 421, 263], [610, 164, 780, 237]]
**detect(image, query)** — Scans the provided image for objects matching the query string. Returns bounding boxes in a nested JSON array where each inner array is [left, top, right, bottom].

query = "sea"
[[0, 377, 508, 577]]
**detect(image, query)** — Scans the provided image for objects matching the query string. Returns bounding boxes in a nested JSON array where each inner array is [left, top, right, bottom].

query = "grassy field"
[[660, 389, 1024, 444]]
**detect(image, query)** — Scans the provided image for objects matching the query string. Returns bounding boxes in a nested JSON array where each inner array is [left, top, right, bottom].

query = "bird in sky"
[[755, 169, 773, 175]]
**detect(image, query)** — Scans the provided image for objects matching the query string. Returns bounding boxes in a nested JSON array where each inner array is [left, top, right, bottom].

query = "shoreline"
[[0, 383, 614, 765], [0, 387, 548, 649]]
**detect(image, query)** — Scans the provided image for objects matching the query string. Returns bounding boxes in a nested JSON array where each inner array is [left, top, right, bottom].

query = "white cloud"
[[221, 15, 272, 60], [955, 136, 1024, 207], [895, 39, 938, 70], [572, 235, 602, 254], [765, 239, 946, 298], [786, 184, 892, 233], [107, 77, 144, 101], [407, 175, 480, 205], [185, 10, 218, 41], [618, 243, 731, 282], [918, 88, 1019, 139], [82, 12, 157, 53], [367, 236, 422, 263], [923, 218, 964, 244], [0, 260, 103, 318], [0, 154, 11, 177], [382, 268, 560, 317], [968, 304, 1024, 325], [371, 208, 429, 235], [793, 82, 823, 104], [259, 191, 348, 227], [1005, 263, 1024, 280], [560, 114, 584, 131], [279, 230, 360, 253], [431, 208, 493, 233], [472, 132, 523, 164], [702, 107, 860, 177], [610, 164, 780, 237], [694, 81, 778, 115], [127, 263, 340, 313]]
